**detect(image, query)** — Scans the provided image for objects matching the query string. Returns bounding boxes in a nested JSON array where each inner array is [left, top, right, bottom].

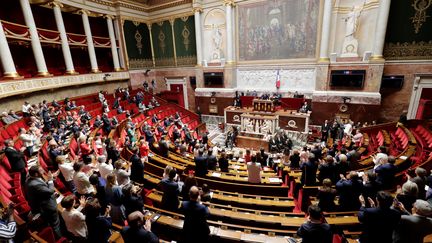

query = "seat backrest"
[[37, 227, 56, 243]]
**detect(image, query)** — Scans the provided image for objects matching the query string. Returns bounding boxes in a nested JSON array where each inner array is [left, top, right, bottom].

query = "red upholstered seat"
[[33, 227, 68, 243]]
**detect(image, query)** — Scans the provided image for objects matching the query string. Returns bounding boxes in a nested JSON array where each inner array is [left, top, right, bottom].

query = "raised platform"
[[224, 106, 310, 133]]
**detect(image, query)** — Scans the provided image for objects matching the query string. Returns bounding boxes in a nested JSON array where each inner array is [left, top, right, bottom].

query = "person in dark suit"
[[158, 169, 180, 211], [300, 154, 318, 186], [218, 151, 229, 172], [4, 140, 27, 185], [172, 127, 181, 141], [375, 155, 397, 190], [180, 186, 210, 243], [336, 171, 363, 211], [144, 128, 155, 145], [206, 148, 217, 171], [158, 136, 170, 158], [321, 120, 330, 142], [25, 166, 62, 239], [358, 191, 401, 243], [130, 148, 145, 184], [194, 149, 208, 177], [121, 211, 159, 243], [297, 204, 332, 243], [318, 156, 337, 184], [102, 114, 112, 134]]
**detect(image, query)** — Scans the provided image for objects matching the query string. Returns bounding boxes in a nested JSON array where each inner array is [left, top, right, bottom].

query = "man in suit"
[[393, 199, 432, 243], [102, 113, 112, 134], [206, 148, 218, 171], [25, 165, 62, 239], [144, 128, 155, 145], [130, 148, 145, 184], [4, 140, 27, 185], [158, 169, 180, 211], [158, 136, 170, 158], [321, 120, 330, 142], [194, 149, 208, 177], [336, 171, 363, 211], [358, 191, 401, 243], [121, 211, 159, 243], [375, 155, 397, 190], [180, 186, 210, 243]]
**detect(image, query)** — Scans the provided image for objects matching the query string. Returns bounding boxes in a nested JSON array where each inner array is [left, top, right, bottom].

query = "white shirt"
[[98, 163, 113, 180], [22, 104, 31, 113], [114, 168, 130, 186], [247, 162, 262, 184], [73, 172, 94, 195], [344, 123, 353, 136], [19, 133, 34, 147], [61, 207, 87, 237], [59, 163, 74, 182]]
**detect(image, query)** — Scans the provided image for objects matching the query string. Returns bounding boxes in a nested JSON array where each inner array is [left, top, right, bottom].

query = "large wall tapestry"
[[123, 20, 153, 69], [174, 16, 197, 66], [151, 20, 175, 67], [238, 0, 320, 61], [384, 0, 432, 60]]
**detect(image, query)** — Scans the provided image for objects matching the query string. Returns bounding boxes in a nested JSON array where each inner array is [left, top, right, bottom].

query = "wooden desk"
[[236, 135, 269, 152]]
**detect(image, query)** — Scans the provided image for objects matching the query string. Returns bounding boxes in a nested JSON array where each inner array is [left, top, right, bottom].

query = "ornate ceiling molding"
[[84, 0, 192, 12]]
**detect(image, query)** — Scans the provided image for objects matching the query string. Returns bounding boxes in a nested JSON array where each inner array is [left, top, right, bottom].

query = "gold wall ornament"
[[411, 0, 432, 34], [133, 21, 140, 27], [181, 16, 189, 22], [158, 30, 166, 54], [383, 41, 432, 60], [182, 25, 191, 51], [134, 30, 143, 55]]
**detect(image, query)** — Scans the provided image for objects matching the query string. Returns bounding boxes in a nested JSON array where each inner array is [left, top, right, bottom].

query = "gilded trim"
[[384, 41, 432, 60]]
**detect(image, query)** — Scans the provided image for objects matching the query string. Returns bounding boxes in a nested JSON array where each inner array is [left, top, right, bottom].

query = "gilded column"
[[193, 7, 203, 66], [170, 18, 178, 66], [106, 15, 121, 71], [79, 10, 99, 72], [147, 23, 156, 67], [50, 1, 76, 74], [371, 0, 391, 61], [223, 0, 235, 64], [0, 20, 20, 78], [19, 0, 50, 76], [319, 0, 332, 62]]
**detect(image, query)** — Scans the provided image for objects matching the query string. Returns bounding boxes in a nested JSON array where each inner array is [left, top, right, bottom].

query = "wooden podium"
[[253, 99, 274, 112]]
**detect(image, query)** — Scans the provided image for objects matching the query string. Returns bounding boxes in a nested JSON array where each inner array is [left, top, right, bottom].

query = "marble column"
[[51, 1, 76, 74], [319, 0, 332, 62], [371, 0, 391, 61], [106, 16, 121, 71], [113, 18, 126, 69], [193, 7, 203, 66], [79, 10, 99, 72], [0, 20, 19, 78], [19, 0, 50, 76], [224, 0, 235, 64]]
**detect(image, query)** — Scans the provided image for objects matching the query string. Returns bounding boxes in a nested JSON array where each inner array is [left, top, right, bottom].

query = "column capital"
[[222, 0, 236, 7], [48, 0, 64, 8], [169, 18, 175, 26], [193, 7, 203, 13], [104, 14, 115, 20], [146, 23, 152, 30], [77, 9, 91, 16]]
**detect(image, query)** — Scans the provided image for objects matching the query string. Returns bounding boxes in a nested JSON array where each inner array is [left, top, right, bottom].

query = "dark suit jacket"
[[218, 157, 229, 172], [159, 178, 180, 211], [121, 226, 159, 243], [130, 154, 144, 183], [336, 179, 363, 210], [25, 177, 57, 215], [207, 155, 217, 171], [4, 147, 26, 171], [358, 207, 401, 243], [375, 163, 397, 190], [194, 156, 208, 177], [158, 140, 169, 157], [181, 200, 210, 242]]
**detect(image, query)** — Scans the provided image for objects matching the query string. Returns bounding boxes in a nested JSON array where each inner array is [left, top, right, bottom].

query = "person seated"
[[8, 110, 21, 120], [0, 203, 17, 241], [121, 211, 159, 243], [60, 195, 87, 241], [299, 101, 311, 113], [1, 112, 17, 125], [247, 155, 262, 184], [151, 114, 159, 124], [358, 191, 401, 243], [297, 205, 332, 243]]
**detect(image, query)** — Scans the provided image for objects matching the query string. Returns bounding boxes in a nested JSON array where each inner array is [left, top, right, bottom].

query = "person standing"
[[321, 120, 330, 142], [297, 205, 332, 243], [121, 211, 159, 243], [180, 186, 210, 243], [4, 140, 27, 186], [158, 169, 180, 211]]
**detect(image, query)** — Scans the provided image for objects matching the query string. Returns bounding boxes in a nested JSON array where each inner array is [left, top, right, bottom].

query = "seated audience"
[[0, 203, 17, 241]]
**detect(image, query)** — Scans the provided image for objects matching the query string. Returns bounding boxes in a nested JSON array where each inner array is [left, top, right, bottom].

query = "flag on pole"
[[276, 70, 281, 89]]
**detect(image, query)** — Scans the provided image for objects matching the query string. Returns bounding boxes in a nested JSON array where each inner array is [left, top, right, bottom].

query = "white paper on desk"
[[212, 172, 221, 177], [238, 158, 244, 162], [269, 178, 281, 183], [234, 165, 240, 170], [399, 156, 407, 160]]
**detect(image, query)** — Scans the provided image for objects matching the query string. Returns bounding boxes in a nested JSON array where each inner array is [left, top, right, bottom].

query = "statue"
[[245, 118, 254, 133], [341, 2, 365, 58], [260, 120, 272, 134], [212, 28, 223, 60]]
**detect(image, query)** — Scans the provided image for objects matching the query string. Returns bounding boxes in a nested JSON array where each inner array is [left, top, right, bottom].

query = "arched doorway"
[[407, 75, 432, 119]]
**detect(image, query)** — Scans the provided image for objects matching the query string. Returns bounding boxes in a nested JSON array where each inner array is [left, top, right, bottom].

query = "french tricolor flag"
[[276, 70, 281, 89]]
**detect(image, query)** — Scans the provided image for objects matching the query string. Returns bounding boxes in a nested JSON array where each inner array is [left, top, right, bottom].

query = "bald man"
[[180, 186, 210, 243], [121, 211, 159, 243]]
